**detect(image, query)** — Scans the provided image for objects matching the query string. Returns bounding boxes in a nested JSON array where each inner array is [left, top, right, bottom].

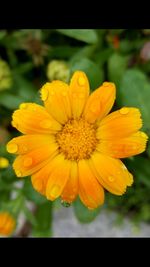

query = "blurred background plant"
[[0, 29, 150, 237]]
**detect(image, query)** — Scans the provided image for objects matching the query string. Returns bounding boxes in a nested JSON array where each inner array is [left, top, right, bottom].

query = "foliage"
[[0, 29, 150, 237]]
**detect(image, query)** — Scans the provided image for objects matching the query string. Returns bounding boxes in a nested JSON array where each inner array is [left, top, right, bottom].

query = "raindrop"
[[7, 143, 18, 153], [61, 200, 71, 207], [119, 107, 129, 115], [108, 176, 115, 182], [78, 76, 86, 86]]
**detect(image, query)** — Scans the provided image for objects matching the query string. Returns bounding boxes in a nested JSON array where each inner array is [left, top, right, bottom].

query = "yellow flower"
[[0, 212, 16, 236], [7, 71, 148, 209], [0, 157, 9, 168]]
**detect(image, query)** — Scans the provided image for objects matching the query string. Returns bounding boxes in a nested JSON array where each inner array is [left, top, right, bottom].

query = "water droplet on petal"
[[108, 176, 115, 182], [120, 107, 129, 115], [19, 103, 28, 109], [23, 157, 33, 167], [41, 87, 49, 101], [122, 165, 127, 170], [140, 132, 148, 138], [78, 76, 86, 86], [40, 119, 52, 129], [49, 185, 60, 199], [16, 170, 22, 177], [7, 143, 18, 153], [61, 200, 71, 207], [22, 145, 28, 153], [102, 82, 110, 87]]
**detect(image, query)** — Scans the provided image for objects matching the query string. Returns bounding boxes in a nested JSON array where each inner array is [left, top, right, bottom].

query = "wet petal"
[[7, 134, 55, 155], [12, 103, 61, 134], [69, 71, 90, 119], [84, 82, 116, 123], [78, 159, 104, 209], [97, 107, 142, 140], [61, 161, 78, 203], [46, 154, 71, 201], [41, 81, 72, 124], [90, 151, 133, 195], [97, 131, 148, 158], [13, 142, 58, 177]]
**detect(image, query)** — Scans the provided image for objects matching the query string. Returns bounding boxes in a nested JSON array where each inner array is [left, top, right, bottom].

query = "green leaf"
[[13, 74, 37, 101], [0, 92, 24, 109], [119, 69, 150, 131], [56, 29, 98, 44], [70, 45, 96, 63], [73, 198, 101, 223], [108, 53, 129, 88], [126, 157, 150, 187], [23, 178, 47, 205], [32, 202, 52, 237], [23, 205, 37, 227], [70, 57, 104, 90]]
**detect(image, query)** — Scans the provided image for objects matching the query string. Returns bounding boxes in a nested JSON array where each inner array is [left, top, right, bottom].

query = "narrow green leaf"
[[0, 92, 24, 109], [32, 202, 53, 237], [57, 29, 98, 44]]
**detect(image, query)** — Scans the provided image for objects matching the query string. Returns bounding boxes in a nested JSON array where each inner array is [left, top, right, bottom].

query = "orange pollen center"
[[56, 118, 98, 160]]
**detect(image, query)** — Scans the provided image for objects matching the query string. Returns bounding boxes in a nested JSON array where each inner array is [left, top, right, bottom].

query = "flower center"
[[56, 118, 98, 160]]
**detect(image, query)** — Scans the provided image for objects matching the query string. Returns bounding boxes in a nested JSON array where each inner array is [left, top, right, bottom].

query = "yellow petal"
[[90, 151, 133, 195], [46, 154, 71, 201], [7, 134, 55, 155], [41, 81, 72, 124], [69, 71, 90, 119], [83, 82, 116, 123], [97, 131, 148, 158], [97, 107, 142, 140], [12, 103, 61, 135], [78, 159, 104, 209], [13, 142, 58, 177], [31, 155, 59, 195], [61, 161, 78, 203]]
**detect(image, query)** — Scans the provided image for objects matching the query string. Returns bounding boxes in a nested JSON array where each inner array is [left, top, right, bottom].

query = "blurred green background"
[[0, 29, 150, 237]]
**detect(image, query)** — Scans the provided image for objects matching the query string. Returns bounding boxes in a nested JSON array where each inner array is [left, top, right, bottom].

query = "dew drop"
[[140, 132, 148, 138], [50, 185, 60, 199], [108, 176, 115, 182], [78, 76, 86, 86], [61, 200, 71, 207], [19, 103, 28, 109], [23, 157, 33, 167], [103, 82, 109, 87], [41, 87, 49, 101], [22, 145, 28, 153], [16, 170, 22, 177], [119, 107, 129, 115], [7, 143, 18, 153]]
